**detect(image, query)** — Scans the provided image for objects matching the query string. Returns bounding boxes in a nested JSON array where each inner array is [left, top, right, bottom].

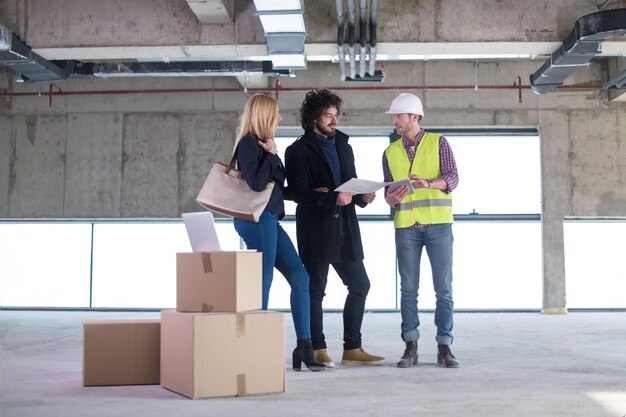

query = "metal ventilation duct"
[[530, 8, 626, 94], [0, 24, 66, 82], [603, 57, 626, 90], [0, 24, 290, 82], [89, 61, 290, 78]]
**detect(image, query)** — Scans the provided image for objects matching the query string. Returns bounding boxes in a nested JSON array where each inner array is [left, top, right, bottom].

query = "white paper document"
[[334, 178, 414, 194]]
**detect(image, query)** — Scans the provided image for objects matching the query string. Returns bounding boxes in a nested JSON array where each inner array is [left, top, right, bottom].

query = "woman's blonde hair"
[[235, 94, 279, 147]]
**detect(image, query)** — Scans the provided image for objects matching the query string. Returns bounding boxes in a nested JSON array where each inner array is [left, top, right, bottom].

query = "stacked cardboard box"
[[83, 250, 286, 399], [175, 252, 262, 313], [160, 251, 286, 399]]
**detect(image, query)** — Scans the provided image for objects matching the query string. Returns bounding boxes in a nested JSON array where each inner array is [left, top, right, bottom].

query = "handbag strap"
[[229, 138, 259, 170], [229, 136, 263, 170], [228, 147, 239, 170]]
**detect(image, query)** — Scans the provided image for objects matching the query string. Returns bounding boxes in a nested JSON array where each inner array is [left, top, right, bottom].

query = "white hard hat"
[[385, 93, 424, 117]]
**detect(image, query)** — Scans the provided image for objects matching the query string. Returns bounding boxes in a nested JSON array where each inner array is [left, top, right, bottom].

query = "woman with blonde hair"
[[233, 93, 325, 372]]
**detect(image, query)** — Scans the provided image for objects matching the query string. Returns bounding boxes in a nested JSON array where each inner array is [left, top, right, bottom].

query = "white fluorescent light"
[[306, 53, 536, 62], [375, 53, 534, 61], [270, 53, 307, 69], [266, 33, 306, 54], [137, 55, 269, 63], [254, 0, 303, 12], [423, 53, 534, 60], [259, 14, 306, 33]]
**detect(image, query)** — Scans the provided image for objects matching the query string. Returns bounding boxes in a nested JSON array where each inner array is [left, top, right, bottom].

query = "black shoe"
[[292, 339, 326, 372], [437, 344, 460, 368], [396, 341, 418, 368]]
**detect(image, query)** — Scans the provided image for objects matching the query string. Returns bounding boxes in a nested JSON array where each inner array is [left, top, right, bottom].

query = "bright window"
[[0, 129, 551, 311], [564, 220, 626, 309], [0, 223, 92, 307], [90, 222, 243, 308], [447, 135, 541, 215], [276, 131, 541, 217]]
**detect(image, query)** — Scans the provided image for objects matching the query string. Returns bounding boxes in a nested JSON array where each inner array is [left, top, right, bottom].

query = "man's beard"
[[315, 121, 336, 137], [394, 122, 411, 135]]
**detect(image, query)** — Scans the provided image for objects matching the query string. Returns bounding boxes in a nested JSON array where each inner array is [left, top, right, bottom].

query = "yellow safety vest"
[[385, 132, 453, 228]]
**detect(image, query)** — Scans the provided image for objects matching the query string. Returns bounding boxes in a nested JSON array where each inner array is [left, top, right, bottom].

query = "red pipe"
[[0, 81, 603, 103]]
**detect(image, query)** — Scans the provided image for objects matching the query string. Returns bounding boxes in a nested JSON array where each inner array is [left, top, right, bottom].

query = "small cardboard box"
[[160, 310, 285, 399], [83, 319, 160, 386], [176, 251, 262, 313]]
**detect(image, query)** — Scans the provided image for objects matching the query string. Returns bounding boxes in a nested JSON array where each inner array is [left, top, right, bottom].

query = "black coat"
[[236, 133, 287, 219], [284, 129, 367, 263]]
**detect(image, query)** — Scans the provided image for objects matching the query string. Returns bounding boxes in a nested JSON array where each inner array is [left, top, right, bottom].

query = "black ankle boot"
[[397, 341, 418, 368], [292, 339, 326, 372], [437, 344, 460, 368]]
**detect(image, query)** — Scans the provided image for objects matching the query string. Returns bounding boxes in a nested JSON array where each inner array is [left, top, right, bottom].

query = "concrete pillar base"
[[541, 307, 568, 314]]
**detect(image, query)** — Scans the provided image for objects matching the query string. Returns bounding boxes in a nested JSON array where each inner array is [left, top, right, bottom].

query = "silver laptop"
[[182, 211, 222, 252]]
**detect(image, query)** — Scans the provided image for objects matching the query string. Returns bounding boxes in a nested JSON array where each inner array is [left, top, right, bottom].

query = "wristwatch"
[[427, 179, 432, 188]]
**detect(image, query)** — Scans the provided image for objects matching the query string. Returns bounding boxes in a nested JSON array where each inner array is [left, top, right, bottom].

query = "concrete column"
[[539, 110, 571, 314], [0, 115, 11, 216], [541, 217, 567, 313]]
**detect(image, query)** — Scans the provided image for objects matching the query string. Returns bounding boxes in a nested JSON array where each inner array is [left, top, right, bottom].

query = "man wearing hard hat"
[[382, 93, 460, 369]]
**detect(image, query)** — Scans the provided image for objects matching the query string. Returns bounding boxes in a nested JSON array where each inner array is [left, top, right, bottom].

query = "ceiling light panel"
[[266, 33, 306, 54], [254, 0, 303, 12], [270, 53, 307, 69], [258, 14, 306, 33]]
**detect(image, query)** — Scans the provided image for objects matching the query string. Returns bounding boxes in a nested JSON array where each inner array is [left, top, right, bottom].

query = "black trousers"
[[304, 255, 371, 350]]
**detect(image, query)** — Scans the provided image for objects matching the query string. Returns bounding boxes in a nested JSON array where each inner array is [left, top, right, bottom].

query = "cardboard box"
[[160, 310, 285, 399], [83, 319, 160, 386], [176, 251, 262, 313]]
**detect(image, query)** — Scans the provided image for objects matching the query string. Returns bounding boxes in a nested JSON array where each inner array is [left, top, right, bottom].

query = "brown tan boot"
[[313, 348, 335, 368], [341, 348, 385, 366]]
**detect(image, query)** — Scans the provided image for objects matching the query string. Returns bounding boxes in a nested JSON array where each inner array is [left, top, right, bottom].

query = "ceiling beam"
[[185, 0, 234, 24]]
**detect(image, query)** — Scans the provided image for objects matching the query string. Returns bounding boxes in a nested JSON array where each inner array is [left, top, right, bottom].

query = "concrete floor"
[[1, 310, 625, 417]]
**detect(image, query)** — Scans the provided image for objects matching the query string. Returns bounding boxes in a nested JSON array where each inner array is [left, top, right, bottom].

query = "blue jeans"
[[396, 223, 454, 345], [234, 210, 311, 340]]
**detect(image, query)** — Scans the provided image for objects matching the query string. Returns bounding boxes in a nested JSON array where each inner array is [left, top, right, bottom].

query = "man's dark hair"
[[299, 89, 343, 131]]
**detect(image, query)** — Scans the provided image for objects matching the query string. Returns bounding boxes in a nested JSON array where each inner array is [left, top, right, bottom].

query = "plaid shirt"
[[382, 129, 459, 228]]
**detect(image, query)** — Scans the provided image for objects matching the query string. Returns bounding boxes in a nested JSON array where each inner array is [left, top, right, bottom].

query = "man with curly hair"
[[284, 89, 385, 367]]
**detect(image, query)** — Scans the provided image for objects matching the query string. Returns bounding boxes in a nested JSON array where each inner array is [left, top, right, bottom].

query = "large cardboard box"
[[176, 251, 262, 313], [160, 310, 285, 399], [83, 319, 160, 386]]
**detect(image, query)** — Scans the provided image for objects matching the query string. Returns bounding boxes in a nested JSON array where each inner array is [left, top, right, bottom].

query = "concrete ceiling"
[[1, 0, 625, 95], [1, 0, 623, 62]]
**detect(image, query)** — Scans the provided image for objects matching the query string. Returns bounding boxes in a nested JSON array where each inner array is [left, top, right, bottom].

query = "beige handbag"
[[196, 152, 274, 223]]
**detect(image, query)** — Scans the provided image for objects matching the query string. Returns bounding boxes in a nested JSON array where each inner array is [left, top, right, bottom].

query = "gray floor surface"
[[1, 310, 625, 417]]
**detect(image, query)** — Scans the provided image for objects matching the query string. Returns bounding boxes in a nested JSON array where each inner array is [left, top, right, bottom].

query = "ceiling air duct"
[[530, 8, 626, 94], [0, 24, 66, 82], [254, 0, 307, 70], [87, 61, 290, 78]]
